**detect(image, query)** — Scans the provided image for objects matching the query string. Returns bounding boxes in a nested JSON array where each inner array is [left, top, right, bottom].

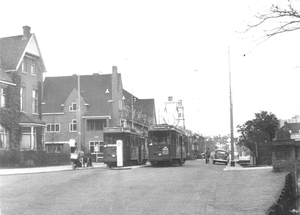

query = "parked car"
[[213, 149, 229, 165]]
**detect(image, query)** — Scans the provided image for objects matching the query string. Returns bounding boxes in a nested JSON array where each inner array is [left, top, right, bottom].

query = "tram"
[[148, 124, 188, 166], [103, 127, 148, 167]]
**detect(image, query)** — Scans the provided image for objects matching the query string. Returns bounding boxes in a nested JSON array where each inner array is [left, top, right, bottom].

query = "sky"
[[1, 0, 299, 136]]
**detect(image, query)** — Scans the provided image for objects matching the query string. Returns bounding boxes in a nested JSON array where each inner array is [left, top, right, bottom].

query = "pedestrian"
[[70, 147, 81, 169], [205, 148, 211, 164]]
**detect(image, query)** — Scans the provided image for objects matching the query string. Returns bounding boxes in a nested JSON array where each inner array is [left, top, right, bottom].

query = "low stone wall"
[[266, 173, 294, 215]]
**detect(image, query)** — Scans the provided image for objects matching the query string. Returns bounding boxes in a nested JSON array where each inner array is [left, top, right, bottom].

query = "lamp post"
[[228, 46, 235, 167]]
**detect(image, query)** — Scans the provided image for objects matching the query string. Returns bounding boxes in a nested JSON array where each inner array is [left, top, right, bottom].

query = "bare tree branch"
[[246, 1, 300, 40]]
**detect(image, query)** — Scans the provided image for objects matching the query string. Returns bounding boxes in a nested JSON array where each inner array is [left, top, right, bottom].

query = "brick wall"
[[273, 139, 296, 172], [273, 139, 299, 197]]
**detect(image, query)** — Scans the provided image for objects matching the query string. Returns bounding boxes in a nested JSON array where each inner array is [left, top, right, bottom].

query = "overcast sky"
[[1, 0, 299, 136]]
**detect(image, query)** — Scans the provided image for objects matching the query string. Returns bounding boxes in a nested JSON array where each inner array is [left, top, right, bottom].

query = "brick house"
[[0, 26, 46, 150], [0, 70, 16, 148], [42, 66, 156, 161]]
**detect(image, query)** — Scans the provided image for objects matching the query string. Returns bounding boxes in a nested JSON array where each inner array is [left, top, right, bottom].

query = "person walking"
[[205, 148, 211, 164]]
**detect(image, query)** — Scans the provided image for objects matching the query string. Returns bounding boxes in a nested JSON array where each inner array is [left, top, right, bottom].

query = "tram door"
[[179, 135, 183, 162]]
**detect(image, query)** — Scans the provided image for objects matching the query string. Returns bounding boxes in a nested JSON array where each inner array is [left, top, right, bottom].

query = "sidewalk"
[[0, 160, 273, 176], [224, 162, 273, 171], [0, 162, 107, 176]]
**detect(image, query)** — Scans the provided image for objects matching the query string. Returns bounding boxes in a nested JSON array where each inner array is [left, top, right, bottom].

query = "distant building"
[[42, 66, 156, 160], [277, 115, 300, 141], [0, 26, 46, 150], [279, 115, 300, 127]]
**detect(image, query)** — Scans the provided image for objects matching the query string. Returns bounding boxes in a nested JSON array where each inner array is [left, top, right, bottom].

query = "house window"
[[46, 144, 63, 153], [0, 125, 8, 148], [46, 123, 60, 133], [87, 119, 106, 131], [69, 103, 77, 112], [69, 119, 77, 132], [31, 60, 36, 75], [32, 90, 38, 114], [0, 88, 5, 108], [20, 127, 36, 150], [119, 100, 122, 109], [22, 60, 26, 73], [89, 141, 103, 154], [20, 87, 26, 112]]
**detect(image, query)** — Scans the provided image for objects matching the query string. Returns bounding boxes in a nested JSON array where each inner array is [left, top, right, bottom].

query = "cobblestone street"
[[0, 160, 287, 215]]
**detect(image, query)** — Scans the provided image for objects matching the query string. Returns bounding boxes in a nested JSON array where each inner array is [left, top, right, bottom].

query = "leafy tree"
[[246, 0, 300, 40], [237, 111, 279, 153]]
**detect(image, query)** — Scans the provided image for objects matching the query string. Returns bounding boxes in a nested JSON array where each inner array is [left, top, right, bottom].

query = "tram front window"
[[149, 131, 169, 145], [104, 133, 123, 145]]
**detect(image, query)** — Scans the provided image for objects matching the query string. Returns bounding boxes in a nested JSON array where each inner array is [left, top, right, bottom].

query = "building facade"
[[42, 66, 156, 160], [0, 26, 46, 150]]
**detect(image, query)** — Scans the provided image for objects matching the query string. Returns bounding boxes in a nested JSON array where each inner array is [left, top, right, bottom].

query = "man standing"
[[205, 148, 211, 164]]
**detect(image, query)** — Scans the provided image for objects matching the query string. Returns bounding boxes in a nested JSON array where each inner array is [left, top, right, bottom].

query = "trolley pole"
[[228, 46, 235, 167]]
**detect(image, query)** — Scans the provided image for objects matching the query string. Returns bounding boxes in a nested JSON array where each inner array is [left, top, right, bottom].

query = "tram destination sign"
[[149, 125, 174, 130]]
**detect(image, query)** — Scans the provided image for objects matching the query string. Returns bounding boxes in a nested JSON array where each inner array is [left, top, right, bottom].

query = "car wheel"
[[225, 162, 228, 165], [213, 161, 215, 164]]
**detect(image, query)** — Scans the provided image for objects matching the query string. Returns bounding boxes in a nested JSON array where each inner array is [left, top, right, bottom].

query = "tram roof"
[[149, 124, 187, 134], [104, 126, 143, 135]]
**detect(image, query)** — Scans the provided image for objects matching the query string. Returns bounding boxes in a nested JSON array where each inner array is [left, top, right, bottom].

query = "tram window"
[[124, 135, 130, 147], [171, 132, 176, 145], [149, 131, 168, 145], [104, 133, 123, 145], [130, 135, 134, 147]]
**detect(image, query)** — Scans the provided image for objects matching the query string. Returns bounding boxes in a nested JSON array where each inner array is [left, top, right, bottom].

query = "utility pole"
[[228, 46, 235, 167], [131, 92, 134, 129], [77, 74, 81, 151]]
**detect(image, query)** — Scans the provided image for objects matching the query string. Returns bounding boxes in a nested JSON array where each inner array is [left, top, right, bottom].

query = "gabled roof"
[[43, 74, 114, 116], [123, 89, 155, 118], [0, 54, 14, 85], [0, 26, 46, 72], [0, 35, 29, 71], [288, 123, 300, 134]]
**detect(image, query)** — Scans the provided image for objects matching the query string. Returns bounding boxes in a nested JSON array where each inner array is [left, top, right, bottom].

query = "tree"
[[237, 111, 279, 153], [246, 1, 300, 40]]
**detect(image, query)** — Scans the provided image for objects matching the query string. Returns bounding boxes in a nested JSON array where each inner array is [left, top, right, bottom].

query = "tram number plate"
[[162, 147, 169, 155]]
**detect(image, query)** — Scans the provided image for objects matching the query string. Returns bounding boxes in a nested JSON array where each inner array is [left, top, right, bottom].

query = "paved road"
[[0, 160, 287, 215]]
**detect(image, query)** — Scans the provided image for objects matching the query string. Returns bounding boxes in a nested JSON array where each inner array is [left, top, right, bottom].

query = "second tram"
[[103, 127, 148, 167], [148, 124, 188, 166]]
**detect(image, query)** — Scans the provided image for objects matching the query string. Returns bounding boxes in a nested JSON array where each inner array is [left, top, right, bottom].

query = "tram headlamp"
[[112, 154, 116, 157]]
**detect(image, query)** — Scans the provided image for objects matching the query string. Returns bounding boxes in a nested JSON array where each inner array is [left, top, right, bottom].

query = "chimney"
[[112, 66, 118, 95], [111, 66, 118, 126], [22, 26, 31, 40]]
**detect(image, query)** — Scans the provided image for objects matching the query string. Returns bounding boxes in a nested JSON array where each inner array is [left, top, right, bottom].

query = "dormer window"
[[31, 60, 36, 75], [69, 103, 77, 112]]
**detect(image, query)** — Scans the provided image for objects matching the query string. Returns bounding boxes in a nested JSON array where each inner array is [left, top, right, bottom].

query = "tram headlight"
[[112, 154, 116, 158], [158, 152, 162, 156]]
